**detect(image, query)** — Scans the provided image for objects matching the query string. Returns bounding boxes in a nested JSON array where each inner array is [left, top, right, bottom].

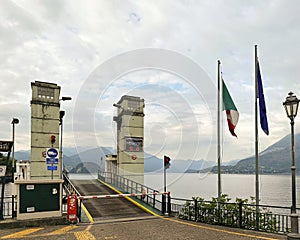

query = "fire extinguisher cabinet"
[[67, 193, 78, 222]]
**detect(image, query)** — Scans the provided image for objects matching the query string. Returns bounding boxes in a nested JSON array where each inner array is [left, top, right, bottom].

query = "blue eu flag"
[[257, 61, 269, 135]]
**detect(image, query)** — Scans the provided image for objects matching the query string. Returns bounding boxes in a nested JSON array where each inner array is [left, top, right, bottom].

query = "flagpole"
[[254, 45, 260, 229], [217, 60, 222, 202]]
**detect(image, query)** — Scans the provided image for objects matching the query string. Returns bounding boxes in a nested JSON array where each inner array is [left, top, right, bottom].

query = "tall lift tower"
[[113, 95, 145, 184], [30, 81, 61, 179]]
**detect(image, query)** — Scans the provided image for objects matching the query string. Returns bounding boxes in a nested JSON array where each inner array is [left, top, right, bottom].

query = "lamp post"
[[11, 118, 19, 183], [283, 92, 300, 237], [59, 97, 72, 179]]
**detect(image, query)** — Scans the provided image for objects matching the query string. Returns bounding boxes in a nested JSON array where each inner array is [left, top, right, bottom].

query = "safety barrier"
[[77, 191, 169, 200]]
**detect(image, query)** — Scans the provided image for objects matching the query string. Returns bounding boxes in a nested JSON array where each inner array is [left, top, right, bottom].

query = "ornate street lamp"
[[283, 92, 300, 236]]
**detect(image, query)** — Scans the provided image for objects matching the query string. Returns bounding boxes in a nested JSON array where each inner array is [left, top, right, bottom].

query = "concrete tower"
[[113, 95, 145, 184], [30, 81, 61, 179]]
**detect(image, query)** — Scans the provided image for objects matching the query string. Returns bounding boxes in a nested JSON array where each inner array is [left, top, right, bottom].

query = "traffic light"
[[164, 155, 171, 169], [59, 111, 65, 125], [50, 135, 56, 144]]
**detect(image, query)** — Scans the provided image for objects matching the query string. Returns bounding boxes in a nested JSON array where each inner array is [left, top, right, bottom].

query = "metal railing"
[[172, 197, 297, 234], [63, 171, 295, 234], [62, 172, 84, 222], [98, 171, 170, 215], [62, 172, 80, 196], [0, 195, 16, 219]]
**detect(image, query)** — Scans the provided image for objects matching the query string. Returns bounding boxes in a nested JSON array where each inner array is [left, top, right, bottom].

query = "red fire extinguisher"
[[67, 193, 78, 222]]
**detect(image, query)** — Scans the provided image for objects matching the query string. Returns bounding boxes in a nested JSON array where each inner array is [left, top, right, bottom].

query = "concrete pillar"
[[113, 95, 145, 184], [30, 81, 61, 180]]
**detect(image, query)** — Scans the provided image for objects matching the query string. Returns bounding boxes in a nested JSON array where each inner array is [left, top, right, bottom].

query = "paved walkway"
[[0, 216, 287, 239], [0, 178, 288, 239]]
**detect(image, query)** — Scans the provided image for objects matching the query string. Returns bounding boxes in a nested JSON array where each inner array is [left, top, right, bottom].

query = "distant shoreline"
[[184, 170, 292, 175]]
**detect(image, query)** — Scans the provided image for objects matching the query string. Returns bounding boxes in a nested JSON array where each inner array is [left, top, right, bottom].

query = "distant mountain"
[[13, 147, 227, 174], [14, 150, 30, 160], [222, 159, 240, 166], [13, 147, 113, 173], [66, 147, 114, 173], [67, 149, 216, 174], [208, 134, 300, 174], [62, 146, 97, 157], [233, 134, 300, 174], [144, 153, 215, 173], [16, 133, 296, 175], [178, 160, 216, 173]]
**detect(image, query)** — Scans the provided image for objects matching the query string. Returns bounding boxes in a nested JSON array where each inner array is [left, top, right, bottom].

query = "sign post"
[[45, 148, 59, 179]]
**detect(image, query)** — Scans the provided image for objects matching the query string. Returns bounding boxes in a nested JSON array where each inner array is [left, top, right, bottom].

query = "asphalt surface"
[[0, 216, 287, 240], [0, 179, 288, 239]]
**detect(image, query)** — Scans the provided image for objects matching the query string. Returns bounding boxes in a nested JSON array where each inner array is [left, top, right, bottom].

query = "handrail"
[[172, 196, 296, 234], [62, 172, 81, 196], [98, 170, 170, 215]]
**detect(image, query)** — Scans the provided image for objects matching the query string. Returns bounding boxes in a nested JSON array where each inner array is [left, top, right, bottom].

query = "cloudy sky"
[[1, 0, 300, 163]]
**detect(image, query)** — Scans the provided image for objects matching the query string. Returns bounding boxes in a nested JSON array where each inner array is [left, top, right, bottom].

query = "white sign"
[[0, 166, 6, 177], [52, 188, 58, 195], [26, 185, 35, 190], [27, 207, 35, 212]]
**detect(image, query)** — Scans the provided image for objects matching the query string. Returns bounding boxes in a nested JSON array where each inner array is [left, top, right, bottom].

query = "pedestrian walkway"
[[0, 216, 287, 240]]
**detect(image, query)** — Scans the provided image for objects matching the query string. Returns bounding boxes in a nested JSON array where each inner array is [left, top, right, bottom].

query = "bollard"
[[287, 233, 300, 240]]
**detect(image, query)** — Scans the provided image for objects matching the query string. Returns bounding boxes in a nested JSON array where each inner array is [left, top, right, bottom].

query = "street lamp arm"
[[60, 97, 72, 101]]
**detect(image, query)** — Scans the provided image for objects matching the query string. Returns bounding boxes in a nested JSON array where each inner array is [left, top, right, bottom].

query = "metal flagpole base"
[[288, 214, 300, 240], [287, 233, 300, 240], [291, 214, 299, 233]]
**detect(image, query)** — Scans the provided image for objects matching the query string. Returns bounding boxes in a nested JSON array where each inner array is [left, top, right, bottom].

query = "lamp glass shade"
[[284, 93, 299, 119]]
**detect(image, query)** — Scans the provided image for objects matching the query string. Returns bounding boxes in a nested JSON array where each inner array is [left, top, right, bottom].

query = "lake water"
[[69, 172, 298, 208], [144, 173, 297, 208], [2, 173, 298, 208]]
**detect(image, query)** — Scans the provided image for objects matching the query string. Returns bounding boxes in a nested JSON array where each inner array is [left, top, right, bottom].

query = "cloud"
[[1, 0, 300, 162]]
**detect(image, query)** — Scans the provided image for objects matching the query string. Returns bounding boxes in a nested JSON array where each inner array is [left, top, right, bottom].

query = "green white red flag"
[[222, 79, 239, 137]]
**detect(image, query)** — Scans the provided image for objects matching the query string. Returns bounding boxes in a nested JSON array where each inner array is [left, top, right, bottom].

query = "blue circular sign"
[[47, 148, 58, 158]]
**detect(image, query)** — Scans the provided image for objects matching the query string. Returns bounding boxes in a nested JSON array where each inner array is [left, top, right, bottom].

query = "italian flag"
[[222, 80, 239, 137]]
